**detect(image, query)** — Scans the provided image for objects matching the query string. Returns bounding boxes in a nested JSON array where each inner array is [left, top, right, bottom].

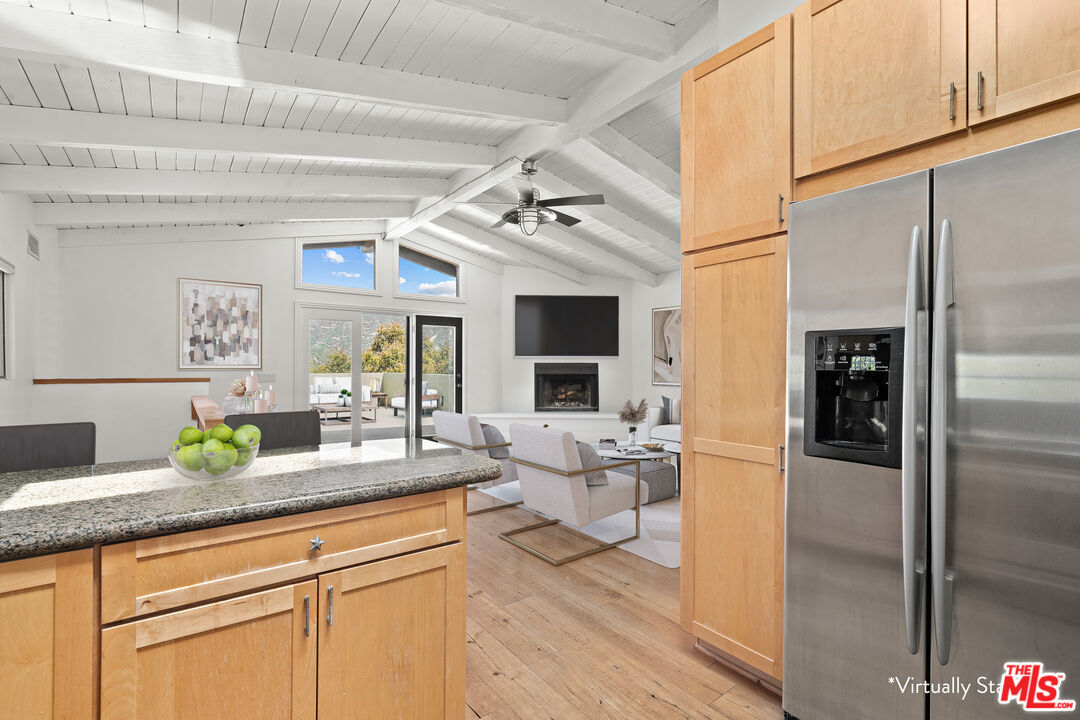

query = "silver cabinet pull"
[[948, 82, 956, 121], [777, 444, 785, 474], [977, 70, 984, 110], [326, 585, 334, 627], [778, 193, 784, 224], [902, 225, 927, 655], [931, 218, 956, 665], [303, 595, 310, 637], [308, 535, 326, 552]]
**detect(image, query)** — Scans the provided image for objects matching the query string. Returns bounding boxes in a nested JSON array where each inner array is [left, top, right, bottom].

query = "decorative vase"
[[628, 426, 637, 445]]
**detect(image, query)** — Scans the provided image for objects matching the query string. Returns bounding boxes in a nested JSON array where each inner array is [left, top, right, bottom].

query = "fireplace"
[[534, 363, 599, 412]]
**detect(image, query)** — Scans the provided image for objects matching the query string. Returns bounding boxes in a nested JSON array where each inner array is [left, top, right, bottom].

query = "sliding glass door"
[[413, 315, 463, 439], [302, 307, 364, 445]]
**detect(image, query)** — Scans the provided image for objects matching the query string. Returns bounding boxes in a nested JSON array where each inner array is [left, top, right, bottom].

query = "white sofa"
[[309, 378, 371, 407], [646, 404, 681, 449]]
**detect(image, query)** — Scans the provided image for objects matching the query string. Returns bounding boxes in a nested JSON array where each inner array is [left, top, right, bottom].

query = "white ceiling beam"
[[430, 215, 589, 286], [434, 0, 675, 60], [532, 168, 680, 260], [0, 166, 447, 198], [33, 201, 413, 227], [453, 199, 658, 287], [584, 126, 681, 198], [496, 5, 718, 163], [58, 221, 388, 247], [0, 3, 564, 124], [400, 230, 505, 276], [0, 105, 496, 169], [386, 158, 523, 239]]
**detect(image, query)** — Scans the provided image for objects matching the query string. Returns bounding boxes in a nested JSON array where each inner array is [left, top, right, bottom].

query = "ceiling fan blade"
[[454, 201, 516, 205], [513, 176, 535, 204], [490, 218, 509, 229], [551, 210, 582, 227], [538, 194, 605, 208]]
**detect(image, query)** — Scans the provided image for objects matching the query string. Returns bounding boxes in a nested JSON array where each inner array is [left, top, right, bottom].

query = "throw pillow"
[[576, 443, 608, 486], [670, 397, 682, 424], [661, 396, 672, 425], [480, 424, 510, 459]]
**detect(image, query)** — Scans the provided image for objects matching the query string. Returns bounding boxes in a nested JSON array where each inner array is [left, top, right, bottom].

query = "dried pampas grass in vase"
[[618, 399, 648, 444]]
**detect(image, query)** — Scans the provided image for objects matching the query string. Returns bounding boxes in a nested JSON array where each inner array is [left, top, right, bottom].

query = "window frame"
[[295, 236, 381, 296], [393, 240, 464, 304]]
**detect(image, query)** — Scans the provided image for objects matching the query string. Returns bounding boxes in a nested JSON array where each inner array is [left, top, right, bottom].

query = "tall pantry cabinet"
[[680, 15, 791, 685]]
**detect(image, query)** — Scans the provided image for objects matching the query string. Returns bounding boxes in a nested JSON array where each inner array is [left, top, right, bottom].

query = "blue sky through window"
[[301, 242, 374, 290], [398, 256, 458, 297]]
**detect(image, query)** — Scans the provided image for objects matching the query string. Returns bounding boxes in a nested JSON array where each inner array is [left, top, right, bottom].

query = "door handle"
[[778, 193, 784, 224], [777, 444, 785, 474], [326, 585, 334, 627], [948, 82, 956, 121], [977, 70, 984, 111], [304, 594, 310, 637], [931, 218, 956, 665], [902, 225, 926, 655]]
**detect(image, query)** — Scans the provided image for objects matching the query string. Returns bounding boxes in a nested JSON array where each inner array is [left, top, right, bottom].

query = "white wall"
[[717, 0, 802, 49], [54, 234, 504, 455], [0, 193, 60, 425]]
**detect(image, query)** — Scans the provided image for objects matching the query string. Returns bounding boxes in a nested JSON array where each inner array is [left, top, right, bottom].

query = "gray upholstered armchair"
[[503, 423, 642, 566], [432, 411, 520, 516]]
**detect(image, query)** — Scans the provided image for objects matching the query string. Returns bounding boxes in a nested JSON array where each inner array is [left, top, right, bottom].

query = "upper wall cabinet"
[[969, 0, 1080, 124], [682, 15, 792, 252], [794, 0, 966, 177]]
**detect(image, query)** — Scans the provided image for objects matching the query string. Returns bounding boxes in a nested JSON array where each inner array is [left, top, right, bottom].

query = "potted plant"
[[618, 399, 648, 445]]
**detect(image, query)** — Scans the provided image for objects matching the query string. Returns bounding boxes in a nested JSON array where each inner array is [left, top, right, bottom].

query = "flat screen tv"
[[515, 295, 619, 356]]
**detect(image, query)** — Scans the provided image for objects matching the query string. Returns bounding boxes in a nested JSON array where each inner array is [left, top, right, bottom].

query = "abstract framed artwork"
[[179, 278, 262, 369], [651, 306, 681, 386]]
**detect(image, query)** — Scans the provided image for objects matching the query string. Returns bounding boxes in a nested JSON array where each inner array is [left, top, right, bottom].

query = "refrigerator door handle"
[[931, 218, 957, 665], [902, 225, 926, 655]]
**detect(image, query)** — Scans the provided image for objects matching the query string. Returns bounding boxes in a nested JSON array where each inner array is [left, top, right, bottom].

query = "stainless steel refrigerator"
[[783, 129, 1080, 720]]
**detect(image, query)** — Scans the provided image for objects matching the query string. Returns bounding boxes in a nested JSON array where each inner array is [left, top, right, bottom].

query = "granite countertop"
[[0, 439, 501, 562]]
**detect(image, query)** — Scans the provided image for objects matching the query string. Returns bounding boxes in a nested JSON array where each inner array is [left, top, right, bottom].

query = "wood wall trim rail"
[[34, 378, 212, 384]]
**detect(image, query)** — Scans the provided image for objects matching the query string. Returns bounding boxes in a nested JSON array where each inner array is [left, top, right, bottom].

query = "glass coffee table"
[[592, 442, 675, 462]]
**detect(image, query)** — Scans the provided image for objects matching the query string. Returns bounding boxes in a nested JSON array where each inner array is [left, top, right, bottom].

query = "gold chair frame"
[[498, 457, 641, 566], [431, 435, 524, 516]]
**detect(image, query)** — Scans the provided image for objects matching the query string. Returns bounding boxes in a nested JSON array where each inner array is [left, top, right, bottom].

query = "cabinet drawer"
[[101, 488, 464, 623]]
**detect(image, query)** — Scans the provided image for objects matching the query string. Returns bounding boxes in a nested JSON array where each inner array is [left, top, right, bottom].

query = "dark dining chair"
[[223, 410, 321, 451], [0, 422, 96, 473]]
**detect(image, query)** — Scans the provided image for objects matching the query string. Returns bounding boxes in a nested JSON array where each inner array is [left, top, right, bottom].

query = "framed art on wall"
[[652, 306, 681, 385], [179, 278, 262, 369]]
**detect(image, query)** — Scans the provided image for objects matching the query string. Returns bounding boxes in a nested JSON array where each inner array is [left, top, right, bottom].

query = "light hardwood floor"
[[465, 491, 784, 720]]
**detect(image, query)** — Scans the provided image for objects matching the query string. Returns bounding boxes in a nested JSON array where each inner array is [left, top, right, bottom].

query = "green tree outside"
[[362, 322, 406, 372], [310, 347, 351, 373], [422, 334, 451, 374]]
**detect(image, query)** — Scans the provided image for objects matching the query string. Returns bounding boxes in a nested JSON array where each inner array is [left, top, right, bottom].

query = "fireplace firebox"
[[534, 363, 599, 412]]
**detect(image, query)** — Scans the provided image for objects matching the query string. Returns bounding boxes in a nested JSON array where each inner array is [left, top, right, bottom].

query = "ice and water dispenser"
[[803, 328, 904, 469]]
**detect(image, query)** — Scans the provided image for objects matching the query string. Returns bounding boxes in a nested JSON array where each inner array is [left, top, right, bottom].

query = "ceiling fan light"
[[520, 209, 539, 236]]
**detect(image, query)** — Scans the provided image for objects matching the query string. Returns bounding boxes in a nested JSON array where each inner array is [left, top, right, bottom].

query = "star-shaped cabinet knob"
[[308, 535, 326, 552]]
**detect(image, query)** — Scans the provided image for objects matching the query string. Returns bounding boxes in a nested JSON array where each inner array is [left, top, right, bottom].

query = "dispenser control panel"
[[815, 334, 892, 373]]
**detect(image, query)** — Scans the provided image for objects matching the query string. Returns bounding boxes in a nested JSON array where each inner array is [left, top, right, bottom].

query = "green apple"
[[205, 442, 238, 474], [177, 443, 205, 472], [178, 426, 204, 446], [235, 447, 254, 467], [201, 438, 225, 453], [169, 441, 183, 454], [232, 425, 261, 448], [208, 423, 234, 443]]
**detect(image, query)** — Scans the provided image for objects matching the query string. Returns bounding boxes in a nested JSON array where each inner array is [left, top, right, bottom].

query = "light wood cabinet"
[[0, 549, 95, 719], [969, 0, 1080, 124], [318, 544, 465, 720], [794, 0, 966, 177], [681, 16, 791, 252], [681, 236, 788, 683], [101, 581, 318, 720]]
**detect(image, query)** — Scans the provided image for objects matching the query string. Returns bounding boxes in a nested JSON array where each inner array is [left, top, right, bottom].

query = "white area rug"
[[477, 483, 681, 569]]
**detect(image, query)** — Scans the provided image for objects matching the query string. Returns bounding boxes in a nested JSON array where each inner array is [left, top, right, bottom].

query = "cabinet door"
[[794, 0, 966, 176], [101, 580, 317, 720], [681, 236, 787, 681], [969, 0, 1080, 124], [682, 16, 791, 252], [0, 550, 94, 719], [318, 544, 464, 720]]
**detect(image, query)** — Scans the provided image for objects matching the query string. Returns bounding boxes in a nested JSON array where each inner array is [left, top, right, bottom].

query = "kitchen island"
[[0, 439, 501, 720]]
